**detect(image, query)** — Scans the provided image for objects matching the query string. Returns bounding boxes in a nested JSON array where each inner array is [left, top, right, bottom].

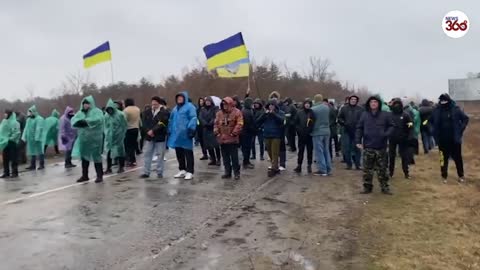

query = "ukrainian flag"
[[203, 33, 248, 71], [83, 41, 112, 69], [216, 57, 250, 78]]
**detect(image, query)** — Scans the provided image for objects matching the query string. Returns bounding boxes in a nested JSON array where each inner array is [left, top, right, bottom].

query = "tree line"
[[0, 58, 371, 116]]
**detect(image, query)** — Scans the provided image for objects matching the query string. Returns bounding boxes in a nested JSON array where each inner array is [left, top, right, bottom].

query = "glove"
[[74, 120, 88, 128], [61, 136, 68, 145], [187, 129, 196, 139]]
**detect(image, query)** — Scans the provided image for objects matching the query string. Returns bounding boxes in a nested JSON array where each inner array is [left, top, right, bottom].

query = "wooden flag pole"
[[110, 60, 115, 84]]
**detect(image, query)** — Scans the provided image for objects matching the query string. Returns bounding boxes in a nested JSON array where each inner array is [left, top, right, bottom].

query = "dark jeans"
[[106, 151, 125, 170], [3, 142, 18, 175], [329, 134, 340, 158], [388, 140, 410, 176], [297, 136, 313, 166], [125, 128, 139, 163], [421, 131, 433, 153], [65, 150, 73, 165], [439, 141, 464, 179], [251, 131, 265, 159], [175, 147, 194, 173], [287, 126, 296, 151], [280, 138, 286, 167], [197, 126, 207, 157], [240, 134, 253, 165], [221, 144, 240, 176], [344, 133, 361, 168], [208, 147, 221, 162]]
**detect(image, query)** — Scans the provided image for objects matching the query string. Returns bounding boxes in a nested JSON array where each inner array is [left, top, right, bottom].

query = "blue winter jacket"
[[167, 91, 198, 150], [258, 100, 285, 139], [431, 101, 469, 144]]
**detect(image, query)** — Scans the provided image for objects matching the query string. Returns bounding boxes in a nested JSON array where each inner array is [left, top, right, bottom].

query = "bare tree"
[[308, 56, 332, 82], [56, 70, 90, 96], [25, 84, 36, 101]]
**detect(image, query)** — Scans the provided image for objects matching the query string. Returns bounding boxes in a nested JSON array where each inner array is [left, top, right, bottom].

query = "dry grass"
[[359, 120, 480, 270]]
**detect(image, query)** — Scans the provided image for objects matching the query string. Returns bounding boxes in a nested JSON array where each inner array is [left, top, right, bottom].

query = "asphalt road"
[[0, 149, 363, 270]]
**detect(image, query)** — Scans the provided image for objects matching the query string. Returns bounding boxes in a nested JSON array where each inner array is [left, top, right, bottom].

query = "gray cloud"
[[1, 0, 478, 100]]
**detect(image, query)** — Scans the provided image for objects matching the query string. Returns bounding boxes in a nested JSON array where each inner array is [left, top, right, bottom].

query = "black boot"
[[94, 163, 103, 183], [0, 173, 9, 178], [77, 160, 90, 183], [294, 166, 301, 173], [208, 160, 216, 166], [25, 158, 36, 171], [307, 165, 312, 174]]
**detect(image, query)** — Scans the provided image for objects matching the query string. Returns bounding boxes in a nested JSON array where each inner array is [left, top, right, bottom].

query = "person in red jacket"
[[214, 97, 244, 180]]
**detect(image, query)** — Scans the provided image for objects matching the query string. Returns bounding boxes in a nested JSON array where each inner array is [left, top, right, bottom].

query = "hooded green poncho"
[[21, 105, 46, 156], [0, 112, 21, 151], [104, 99, 127, 159], [44, 109, 60, 146], [71, 96, 105, 162]]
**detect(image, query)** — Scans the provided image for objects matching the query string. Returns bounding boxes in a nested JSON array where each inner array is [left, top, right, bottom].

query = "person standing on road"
[[269, 91, 287, 171], [44, 109, 60, 155], [59, 106, 77, 168], [294, 99, 315, 174], [214, 97, 244, 180], [168, 91, 197, 180], [199, 96, 221, 167], [104, 99, 128, 175], [403, 101, 421, 163], [140, 96, 170, 178], [0, 110, 21, 178], [123, 98, 141, 167], [251, 99, 265, 161], [338, 95, 364, 170], [196, 97, 209, 161], [430, 94, 469, 183], [419, 99, 434, 154], [258, 98, 285, 177], [283, 97, 298, 152], [311, 94, 332, 176], [22, 105, 46, 171], [240, 97, 255, 169], [356, 96, 394, 195], [15, 111, 28, 165], [388, 98, 414, 179], [328, 100, 340, 159], [72, 96, 105, 183]]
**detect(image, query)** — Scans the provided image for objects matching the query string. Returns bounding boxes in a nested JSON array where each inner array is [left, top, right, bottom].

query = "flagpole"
[[110, 60, 115, 84]]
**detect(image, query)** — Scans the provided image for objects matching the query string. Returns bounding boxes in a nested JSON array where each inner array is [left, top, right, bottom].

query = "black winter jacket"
[[143, 107, 170, 142]]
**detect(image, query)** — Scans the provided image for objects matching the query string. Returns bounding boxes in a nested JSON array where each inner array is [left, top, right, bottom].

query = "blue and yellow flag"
[[216, 57, 250, 78], [83, 41, 112, 69], [203, 33, 248, 71]]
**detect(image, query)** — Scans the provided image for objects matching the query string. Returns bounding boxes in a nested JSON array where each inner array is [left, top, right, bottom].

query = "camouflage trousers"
[[363, 148, 390, 190]]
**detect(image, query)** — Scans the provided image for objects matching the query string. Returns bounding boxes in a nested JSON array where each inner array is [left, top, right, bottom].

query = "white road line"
[[1, 159, 176, 206]]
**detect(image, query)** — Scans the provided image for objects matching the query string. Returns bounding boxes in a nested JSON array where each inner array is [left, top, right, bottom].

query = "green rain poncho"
[[104, 99, 127, 159], [411, 107, 421, 138], [44, 109, 60, 146], [71, 96, 105, 162], [0, 113, 21, 152], [21, 105, 45, 156]]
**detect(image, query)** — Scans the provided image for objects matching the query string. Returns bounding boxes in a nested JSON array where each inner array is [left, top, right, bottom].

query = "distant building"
[[449, 78, 480, 118]]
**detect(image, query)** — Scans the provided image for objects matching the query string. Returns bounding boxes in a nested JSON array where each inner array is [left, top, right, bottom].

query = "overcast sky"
[[1, 0, 479, 101]]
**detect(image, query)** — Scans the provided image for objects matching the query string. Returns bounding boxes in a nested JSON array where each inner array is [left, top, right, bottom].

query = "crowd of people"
[[0, 90, 470, 195]]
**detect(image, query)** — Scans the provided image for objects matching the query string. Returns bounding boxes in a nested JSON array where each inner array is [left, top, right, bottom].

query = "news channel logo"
[[442, 10, 469, 38]]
